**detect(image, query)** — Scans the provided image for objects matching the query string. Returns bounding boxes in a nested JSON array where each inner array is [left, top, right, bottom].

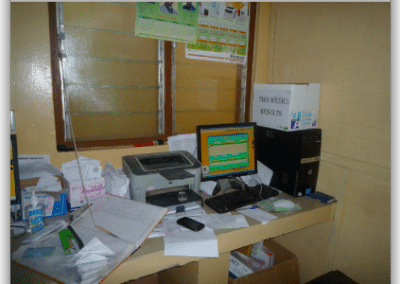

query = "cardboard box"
[[250, 245, 276, 269], [252, 83, 321, 131], [20, 176, 68, 219], [67, 177, 106, 210], [228, 239, 300, 284], [122, 273, 158, 284], [236, 241, 263, 256], [229, 251, 264, 278]]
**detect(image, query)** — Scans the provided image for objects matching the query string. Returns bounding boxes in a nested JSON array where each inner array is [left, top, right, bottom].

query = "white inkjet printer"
[[122, 151, 202, 206]]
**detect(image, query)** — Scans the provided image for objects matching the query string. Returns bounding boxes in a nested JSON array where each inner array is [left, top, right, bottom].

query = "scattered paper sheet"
[[149, 207, 206, 239], [163, 216, 218, 258], [166, 207, 207, 221], [255, 161, 274, 186], [238, 208, 278, 225], [103, 162, 130, 199], [162, 207, 219, 257], [166, 201, 201, 215], [200, 181, 217, 195], [240, 161, 274, 187], [18, 155, 51, 167], [204, 213, 249, 229], [61, 157, 102, 182], [147, 223, 165, 239], [19, 161, 61, 180], [68, 237, 115, 266], [150, 208, 250, 238], [167, 133, 197, 157], [73, 195, 168, 243]]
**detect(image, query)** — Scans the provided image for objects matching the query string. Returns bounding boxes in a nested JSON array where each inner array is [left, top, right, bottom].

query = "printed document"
[[204, 213, 249, 229], [162, 207, 218, 257], [238, 208, 278, 225], [163, 217, 219, 258], [72, 195, 168, 243]]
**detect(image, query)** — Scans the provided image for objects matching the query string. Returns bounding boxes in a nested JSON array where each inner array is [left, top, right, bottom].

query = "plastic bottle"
[[25, 190, 44, 233]]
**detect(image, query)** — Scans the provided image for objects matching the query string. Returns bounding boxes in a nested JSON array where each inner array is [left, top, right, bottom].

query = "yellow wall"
[[11, 2, 390, 284], [252, 3, 390, 283]]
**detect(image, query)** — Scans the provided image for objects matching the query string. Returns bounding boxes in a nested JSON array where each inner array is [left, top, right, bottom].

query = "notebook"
[[12, 194, 168, 284]]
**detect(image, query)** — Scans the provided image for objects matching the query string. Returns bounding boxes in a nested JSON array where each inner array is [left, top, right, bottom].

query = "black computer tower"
[[256, 125, 322, 197]]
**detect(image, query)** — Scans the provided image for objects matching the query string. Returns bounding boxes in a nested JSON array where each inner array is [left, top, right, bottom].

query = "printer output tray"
[[146, 189, 203, 208]]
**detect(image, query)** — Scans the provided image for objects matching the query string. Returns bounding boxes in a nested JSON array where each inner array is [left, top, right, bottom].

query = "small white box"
[[67, 177, 106, 210], [229, 253, 254, 279], [252, 83, 321, 131]]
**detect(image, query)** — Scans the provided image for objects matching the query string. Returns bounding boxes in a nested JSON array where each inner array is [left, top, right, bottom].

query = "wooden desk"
[[104, 192, 336, 284], [11, 193, 336, 284]]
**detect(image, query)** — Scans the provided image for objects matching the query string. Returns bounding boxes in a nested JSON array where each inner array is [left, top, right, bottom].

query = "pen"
[[235, 205, 258, 211]]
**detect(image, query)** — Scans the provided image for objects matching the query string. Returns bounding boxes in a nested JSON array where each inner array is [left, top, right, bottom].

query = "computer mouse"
[[273, 199, 296, 210]]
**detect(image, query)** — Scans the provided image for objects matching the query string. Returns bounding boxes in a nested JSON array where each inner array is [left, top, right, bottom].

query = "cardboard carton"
[[252, 83, 320, 131], [20, 176, 68, 219], [235, 241, 263, 256], [228, 239, 300, 284], [67, 177, 106, 210]]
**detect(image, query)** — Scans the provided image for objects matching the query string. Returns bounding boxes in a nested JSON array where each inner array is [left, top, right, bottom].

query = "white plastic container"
[[25, 190, 44, 232]]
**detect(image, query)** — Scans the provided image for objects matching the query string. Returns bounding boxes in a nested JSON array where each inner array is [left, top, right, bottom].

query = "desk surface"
[[11, 192, 336, 284]]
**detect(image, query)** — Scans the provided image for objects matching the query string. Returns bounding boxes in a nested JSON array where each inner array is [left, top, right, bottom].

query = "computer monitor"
[[11, 134, 21, 209], [196, 122, 257, 190]]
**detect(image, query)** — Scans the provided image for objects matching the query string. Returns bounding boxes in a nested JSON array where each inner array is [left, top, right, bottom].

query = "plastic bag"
[[102, 162, 130, 199]]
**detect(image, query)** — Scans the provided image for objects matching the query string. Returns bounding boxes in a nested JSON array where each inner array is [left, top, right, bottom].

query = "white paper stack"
[[62, 157, 102, 182], [162, 208, 219, 258], [61, 157, 105, 210]]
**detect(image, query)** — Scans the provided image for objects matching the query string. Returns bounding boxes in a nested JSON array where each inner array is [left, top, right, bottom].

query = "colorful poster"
[[136, 2, 199, 43], [186, 2, 250, 64]]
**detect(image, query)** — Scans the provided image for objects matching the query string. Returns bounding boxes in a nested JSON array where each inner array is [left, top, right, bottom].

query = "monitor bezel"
[[11, 134, 21, 206], [196, 122, 258, 182]]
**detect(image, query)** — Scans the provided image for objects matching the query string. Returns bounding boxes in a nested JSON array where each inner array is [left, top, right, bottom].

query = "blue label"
[[29, 209, 43, 226], [291, 120, 300, 129], [291, 112, 301, 120], [31, 226, 44, 232]]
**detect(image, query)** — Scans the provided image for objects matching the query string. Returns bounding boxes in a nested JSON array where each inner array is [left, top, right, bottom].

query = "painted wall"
[[252, 3, 390, 283], [11, 2, 390, 284]]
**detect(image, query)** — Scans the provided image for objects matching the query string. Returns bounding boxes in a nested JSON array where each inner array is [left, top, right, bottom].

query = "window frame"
[[48, 2, 257, 151]]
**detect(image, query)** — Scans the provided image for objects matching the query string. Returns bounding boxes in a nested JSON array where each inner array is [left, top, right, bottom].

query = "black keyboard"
[[205, 185, 280, 213]]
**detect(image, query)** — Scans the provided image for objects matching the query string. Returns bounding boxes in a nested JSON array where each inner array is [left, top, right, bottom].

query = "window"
[[48, 2, 256, 150]]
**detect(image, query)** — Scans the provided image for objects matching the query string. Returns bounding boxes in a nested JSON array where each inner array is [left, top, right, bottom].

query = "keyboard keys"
[[205, 186, 279, 213]]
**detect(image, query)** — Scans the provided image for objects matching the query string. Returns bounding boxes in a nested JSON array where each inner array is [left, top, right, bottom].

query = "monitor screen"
[[196, 123, 257, 182]]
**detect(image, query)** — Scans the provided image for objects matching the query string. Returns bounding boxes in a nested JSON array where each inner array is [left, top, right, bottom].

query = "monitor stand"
[[217, 178, 232, 191]]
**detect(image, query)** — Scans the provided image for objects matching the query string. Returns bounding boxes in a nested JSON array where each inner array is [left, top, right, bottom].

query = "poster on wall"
[[135, 2, 199, 43], [186, 2, 250, 64]]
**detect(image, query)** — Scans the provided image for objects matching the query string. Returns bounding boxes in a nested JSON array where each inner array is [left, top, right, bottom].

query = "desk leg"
[[159, 252, 230, 284]]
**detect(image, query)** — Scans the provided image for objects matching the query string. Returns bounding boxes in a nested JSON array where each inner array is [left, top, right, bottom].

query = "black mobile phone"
[[177, 217, 205, 232]]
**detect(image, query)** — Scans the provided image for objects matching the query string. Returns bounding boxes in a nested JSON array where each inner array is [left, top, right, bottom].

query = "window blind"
[[59, 2, 162, 141]]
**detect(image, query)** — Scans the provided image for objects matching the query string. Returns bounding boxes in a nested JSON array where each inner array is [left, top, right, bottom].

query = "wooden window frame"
[[48, 2, 257, 151]]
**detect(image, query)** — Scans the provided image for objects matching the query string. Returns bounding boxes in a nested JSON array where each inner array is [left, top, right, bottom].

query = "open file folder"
[[12, 194, 168, 284]]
